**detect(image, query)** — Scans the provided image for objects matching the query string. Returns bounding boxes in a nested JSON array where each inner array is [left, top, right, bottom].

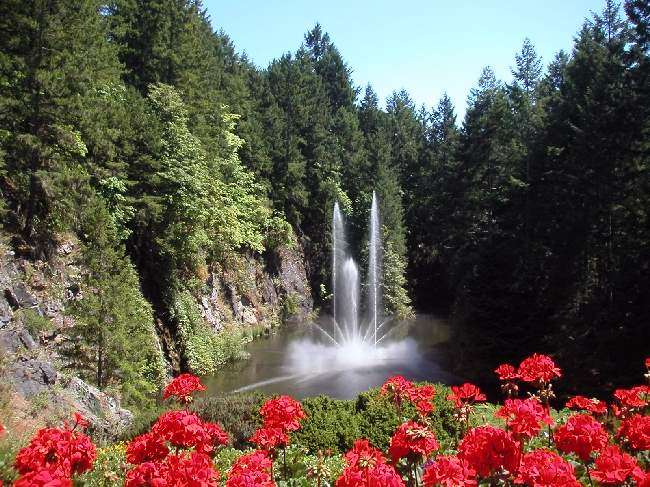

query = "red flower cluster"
[[249, 395, 306, 453], [495, 364, 519, 381], [613, 385, 649, 418], [13, 467, 72, 487], [259, 395, 306, 432], [126, 433, 169, 464], [590, 445, 644, 486], [410, 384, 436, 416], [447, 383, 486, 408], [553, 413, 609, 462], [496, 398, 553, 440], [616, 413, 650, 451], [250, 426, 288, 451], [336, 439, 404, 487], [13, 416, 96, 485], [517, 353, 562, 384], [125, 409, 227, 485], [380, 376, 437, 416], [423, 455, 477, 486], [125, 450, 220, 487], [388, 421, 439, 463], [565, 395, 608, 416], [514, 449, 580, 487], [162, 373, 206, 405], [381, 375, 414, 406], [458, 426, 520, 478], [226, 450, 275, 487], [150, 410, 229, 455]]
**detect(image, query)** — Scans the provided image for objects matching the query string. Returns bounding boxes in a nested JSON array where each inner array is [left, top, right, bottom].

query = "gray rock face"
[[0, 239, 133, 438], [64, 377, 133, 434], [196, 240, 313, 333], [0, 324, 37, 352], [5, 357, 57, 397], [4, 282, 38, 309]]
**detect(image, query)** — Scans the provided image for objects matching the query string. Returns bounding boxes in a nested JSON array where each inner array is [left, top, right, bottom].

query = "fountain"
[[219, 191, 455, 398], [329, 192, 386, 347]]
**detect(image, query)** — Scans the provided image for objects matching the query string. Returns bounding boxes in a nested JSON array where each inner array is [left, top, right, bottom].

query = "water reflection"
[[205, 315, 458, 399]]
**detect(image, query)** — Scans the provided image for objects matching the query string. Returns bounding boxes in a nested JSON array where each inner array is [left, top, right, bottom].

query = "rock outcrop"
[[0, 237, 133, 438], [196, 239, 313, 333]]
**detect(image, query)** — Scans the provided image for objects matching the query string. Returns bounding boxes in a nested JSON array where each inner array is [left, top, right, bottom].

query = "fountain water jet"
[[320, 192, 390, 349]]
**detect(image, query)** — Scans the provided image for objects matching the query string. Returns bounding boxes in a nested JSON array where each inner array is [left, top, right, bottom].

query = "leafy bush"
[[173, 291, 249, 375], [294, 396, 362, 453], [191, 393, 266, 449]]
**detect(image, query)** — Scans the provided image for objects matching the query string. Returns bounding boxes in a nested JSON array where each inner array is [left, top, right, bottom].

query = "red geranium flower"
[[250, 426, 289, 451], [126, 451, 220, 487], [636, 470, 650, 487], [381, 375, 415, 409], [423, 455, 477, 486], [408, 384, 436, 416], [226, 450, 275, 487], [565, 396, 608, 416], [343, 439, 386, 470], [447, 383, 487, 408], [388, 421, 439, 463], [125, 461, 168, 487], [14, 425, 96, 476], [514, 449, 580, 487], [517, 354, 561, 384], [645, 357, 650, 369], [496, 398, 553, 440], [126, 432, 169, 465], [336, 440, 404, 487], [590, 445, 644, 485], [150, 410, 228, 455], [163, 373, 206, 404], [14, 467, 72, 487], [553, 413, 609, 462], [616, 414, 650, 451], [458, 426, 520, 478], [165, 451, 220, 486], [613, 385, 649, 409], [259, 395, 306, 432], [495, 364, 519, 381], [72, 412, 89, 430]]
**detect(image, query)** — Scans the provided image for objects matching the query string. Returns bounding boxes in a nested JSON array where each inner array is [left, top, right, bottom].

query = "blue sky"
[[204, 0, 607, 118]]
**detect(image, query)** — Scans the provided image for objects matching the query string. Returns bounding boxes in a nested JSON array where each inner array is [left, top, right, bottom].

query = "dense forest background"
[[0, 0, 648, 407]]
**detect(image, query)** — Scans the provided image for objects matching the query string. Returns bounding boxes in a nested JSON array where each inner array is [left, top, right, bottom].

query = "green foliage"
[[68, 199, 166, 412], [75, 443, 128, 487], [295, 396, 362, 452], [0, 434, 20, 485], [191, 393, 266, 449], [16, 308, 53, 338], [382, 238, 414, 320], [172, 291, 249, 376]]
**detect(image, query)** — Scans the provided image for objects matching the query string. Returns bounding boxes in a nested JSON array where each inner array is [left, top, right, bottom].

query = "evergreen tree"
[[69, 198, 165, 409], [0, 0, 122, 251]]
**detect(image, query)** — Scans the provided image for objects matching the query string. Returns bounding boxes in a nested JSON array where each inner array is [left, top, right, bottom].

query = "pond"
[[205, 314, 460, 399]]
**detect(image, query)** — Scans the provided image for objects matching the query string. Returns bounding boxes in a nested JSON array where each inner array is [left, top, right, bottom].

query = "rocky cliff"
[[0, 231, 312, 436]]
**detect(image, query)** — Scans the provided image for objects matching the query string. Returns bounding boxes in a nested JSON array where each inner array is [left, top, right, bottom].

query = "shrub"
[[191, 393, 266, 449], [294, 396, 362, 453]]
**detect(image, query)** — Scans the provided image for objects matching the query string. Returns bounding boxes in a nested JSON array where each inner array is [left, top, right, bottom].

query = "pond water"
[[205, 314, 459, 399]]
